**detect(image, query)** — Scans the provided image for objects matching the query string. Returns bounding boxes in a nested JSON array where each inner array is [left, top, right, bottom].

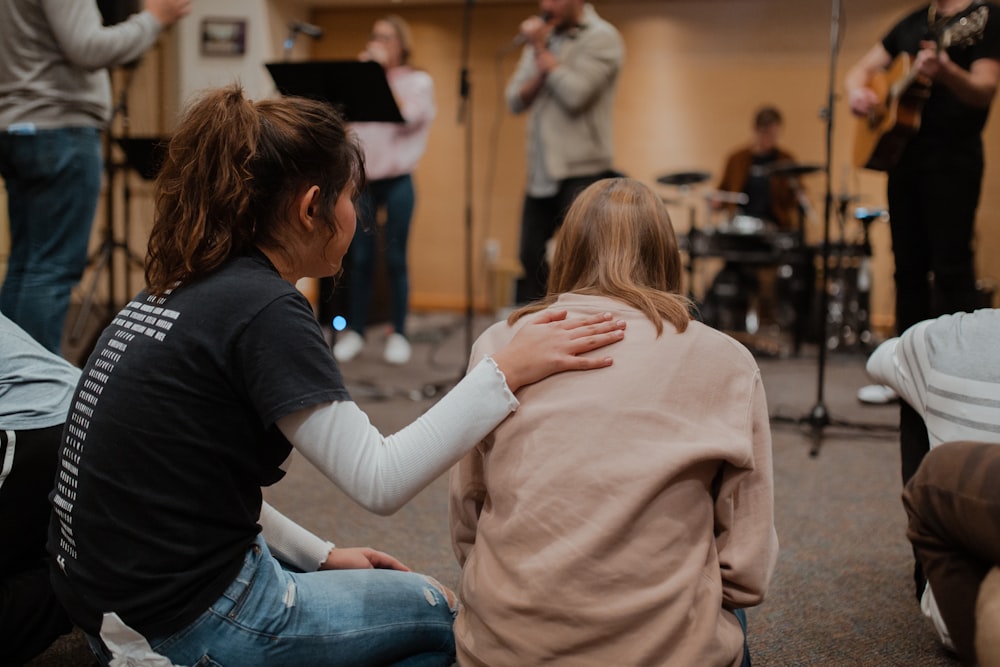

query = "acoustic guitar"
[[853, 5, 989, 172]]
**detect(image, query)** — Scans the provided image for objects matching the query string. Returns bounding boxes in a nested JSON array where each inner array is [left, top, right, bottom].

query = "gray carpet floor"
[[27, 313, 961, 666]]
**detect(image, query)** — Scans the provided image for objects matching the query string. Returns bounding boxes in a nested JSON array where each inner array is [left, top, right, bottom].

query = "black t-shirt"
[[882, 1, 1000, 144], [48, 251, 350, 638]]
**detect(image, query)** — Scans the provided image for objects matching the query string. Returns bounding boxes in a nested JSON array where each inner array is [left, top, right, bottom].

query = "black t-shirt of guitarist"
[[883, 1, 1000, 143]]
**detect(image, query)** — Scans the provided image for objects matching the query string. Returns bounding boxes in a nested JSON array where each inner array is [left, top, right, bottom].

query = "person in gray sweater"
[[0, 312, 82, 664], [506, 1, 624, 304], [0, 0, 190, 355]]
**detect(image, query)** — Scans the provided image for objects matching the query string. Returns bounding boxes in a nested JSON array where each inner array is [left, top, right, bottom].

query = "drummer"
[[706, 105, 806, 336], [715, 105, 802, 231]]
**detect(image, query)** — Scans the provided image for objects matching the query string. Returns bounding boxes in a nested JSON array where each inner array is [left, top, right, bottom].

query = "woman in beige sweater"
[[450, 177, 778, 667]]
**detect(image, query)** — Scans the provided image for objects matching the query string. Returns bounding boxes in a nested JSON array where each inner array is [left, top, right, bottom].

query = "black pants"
[[887, 137, 982, 338], [889, 136, 982, 485], [888, 136, 983, 602], [515, 172, 617, 304], [0, 426, 73, 666]]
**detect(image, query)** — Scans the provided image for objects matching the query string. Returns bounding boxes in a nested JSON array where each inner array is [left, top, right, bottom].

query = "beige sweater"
[[450, 293, 778, 667]]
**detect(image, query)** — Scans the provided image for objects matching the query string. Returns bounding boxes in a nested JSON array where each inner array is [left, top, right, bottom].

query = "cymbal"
[[656, 170, 712, 187], [767, 161, 825, 177]]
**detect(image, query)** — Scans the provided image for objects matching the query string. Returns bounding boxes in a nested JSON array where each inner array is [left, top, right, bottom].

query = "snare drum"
[[717, 215, 770, 235]]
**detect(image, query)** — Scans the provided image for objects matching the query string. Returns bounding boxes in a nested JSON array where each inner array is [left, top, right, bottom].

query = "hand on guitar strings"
[[915, 40, 950, 81], [848, 87, 880, 116]]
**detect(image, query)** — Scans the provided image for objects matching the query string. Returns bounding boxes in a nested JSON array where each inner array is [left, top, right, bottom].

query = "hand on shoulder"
[[491, 309, 626, 392]]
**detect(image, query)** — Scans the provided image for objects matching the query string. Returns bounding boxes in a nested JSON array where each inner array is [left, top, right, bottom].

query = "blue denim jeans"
[[347, 174, 415, 336], [87, 536, 457, 667], [0, 126, 103, 353], [734, 607, 752, 667]]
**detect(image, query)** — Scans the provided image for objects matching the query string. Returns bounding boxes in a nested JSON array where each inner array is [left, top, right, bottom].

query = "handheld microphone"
[[512, 12, 553, 46], [289, 21, 323, 39]]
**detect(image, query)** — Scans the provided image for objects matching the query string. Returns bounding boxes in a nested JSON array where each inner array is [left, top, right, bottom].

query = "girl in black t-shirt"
[[48, 83, 627, 667]]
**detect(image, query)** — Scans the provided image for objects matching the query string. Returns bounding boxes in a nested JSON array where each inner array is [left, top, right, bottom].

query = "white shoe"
[[333, 330, 364, 362], [384, 333, 411, 365], [857, 384, 898, 405]]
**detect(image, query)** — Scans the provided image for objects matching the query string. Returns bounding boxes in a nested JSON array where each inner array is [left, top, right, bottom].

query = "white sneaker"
[[857, 384, 899, 405], [384, 333, 411, 365], [333, 330, 364, 362]]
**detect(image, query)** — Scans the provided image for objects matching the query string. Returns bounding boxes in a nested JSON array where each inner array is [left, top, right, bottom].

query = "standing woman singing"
[[47, 84, 625, 667], [333, 15, 435, 365]]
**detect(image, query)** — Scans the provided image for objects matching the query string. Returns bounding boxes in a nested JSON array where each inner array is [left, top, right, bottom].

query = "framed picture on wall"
[[201, 17, 246, 56]]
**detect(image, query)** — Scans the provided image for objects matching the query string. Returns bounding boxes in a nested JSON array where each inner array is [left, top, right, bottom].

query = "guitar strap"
[[928, 0, 985, 36]]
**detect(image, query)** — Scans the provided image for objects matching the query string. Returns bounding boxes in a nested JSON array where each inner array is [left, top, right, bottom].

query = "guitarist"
[[846, 1, 1000, 476], [845, 0, 1000, 656]]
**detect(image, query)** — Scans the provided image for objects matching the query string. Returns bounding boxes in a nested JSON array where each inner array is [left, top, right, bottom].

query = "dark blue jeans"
[[0, 127, 103, 353], [347, 174, 414, 337]]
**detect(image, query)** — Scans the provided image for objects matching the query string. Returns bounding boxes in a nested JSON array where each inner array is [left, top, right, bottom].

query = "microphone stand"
[[282, 24, 322, 61], [770, 0, 895, 456], [414, 0, 477, 402], [459, 0, 476, 368]]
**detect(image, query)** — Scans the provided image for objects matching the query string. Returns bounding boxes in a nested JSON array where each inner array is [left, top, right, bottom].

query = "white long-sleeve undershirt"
[[262, 357, 518, 571]]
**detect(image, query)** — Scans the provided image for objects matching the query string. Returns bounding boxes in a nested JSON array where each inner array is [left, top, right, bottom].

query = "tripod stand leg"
[[807, 403, 829, 458], [69, 243, 113, 343]]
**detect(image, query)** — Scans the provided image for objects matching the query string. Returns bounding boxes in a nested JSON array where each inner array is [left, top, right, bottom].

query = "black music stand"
[[265, 60, 404, 123], [117, 136, 168, 181]]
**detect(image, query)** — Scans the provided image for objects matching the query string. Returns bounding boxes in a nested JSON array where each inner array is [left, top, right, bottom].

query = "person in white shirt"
[[867, 308, 1000, 660]]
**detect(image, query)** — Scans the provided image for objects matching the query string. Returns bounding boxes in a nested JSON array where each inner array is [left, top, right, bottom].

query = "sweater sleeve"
[[42, 0, 161, 71], [276, 357, 519, 516], [715, 370, 779, 609], [396, 70, 436, 128], [866, 319, 933, 417], [506, 46, 540, 114], [545, 29, 624, 115], [448, 443, 488, 567]]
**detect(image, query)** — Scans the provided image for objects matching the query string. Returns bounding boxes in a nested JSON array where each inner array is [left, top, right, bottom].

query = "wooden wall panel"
[[310, 0, 1000, 328]]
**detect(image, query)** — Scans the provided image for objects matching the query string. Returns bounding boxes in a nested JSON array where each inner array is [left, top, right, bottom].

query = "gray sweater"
[[505, 4, 624, 196], [0, 312, 80, 431], [0, 0, 162, 130]]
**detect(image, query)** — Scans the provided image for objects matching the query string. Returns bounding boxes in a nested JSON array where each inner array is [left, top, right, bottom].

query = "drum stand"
[[769, 0, 895, 456], [823, 199, 881, 352], [655, 170, 712, 303]]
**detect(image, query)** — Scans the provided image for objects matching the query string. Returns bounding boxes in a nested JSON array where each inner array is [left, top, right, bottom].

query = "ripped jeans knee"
[[420, 575, 459, 616]]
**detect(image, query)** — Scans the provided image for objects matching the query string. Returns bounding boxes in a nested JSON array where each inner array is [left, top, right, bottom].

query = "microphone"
[[289, 21, 323, 39], [512, 12, 553, 46]]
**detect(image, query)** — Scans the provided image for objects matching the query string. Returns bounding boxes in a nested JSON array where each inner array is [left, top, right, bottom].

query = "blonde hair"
[[509, 178, 692, 336], [380, 14, 413, 65]]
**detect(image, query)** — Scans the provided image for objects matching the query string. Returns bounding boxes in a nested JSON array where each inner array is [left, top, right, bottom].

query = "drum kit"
[[656, 164, 881, 356]]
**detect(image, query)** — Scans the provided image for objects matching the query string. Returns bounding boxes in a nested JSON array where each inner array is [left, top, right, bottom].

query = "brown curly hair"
[[144, 84, 365, 295]]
